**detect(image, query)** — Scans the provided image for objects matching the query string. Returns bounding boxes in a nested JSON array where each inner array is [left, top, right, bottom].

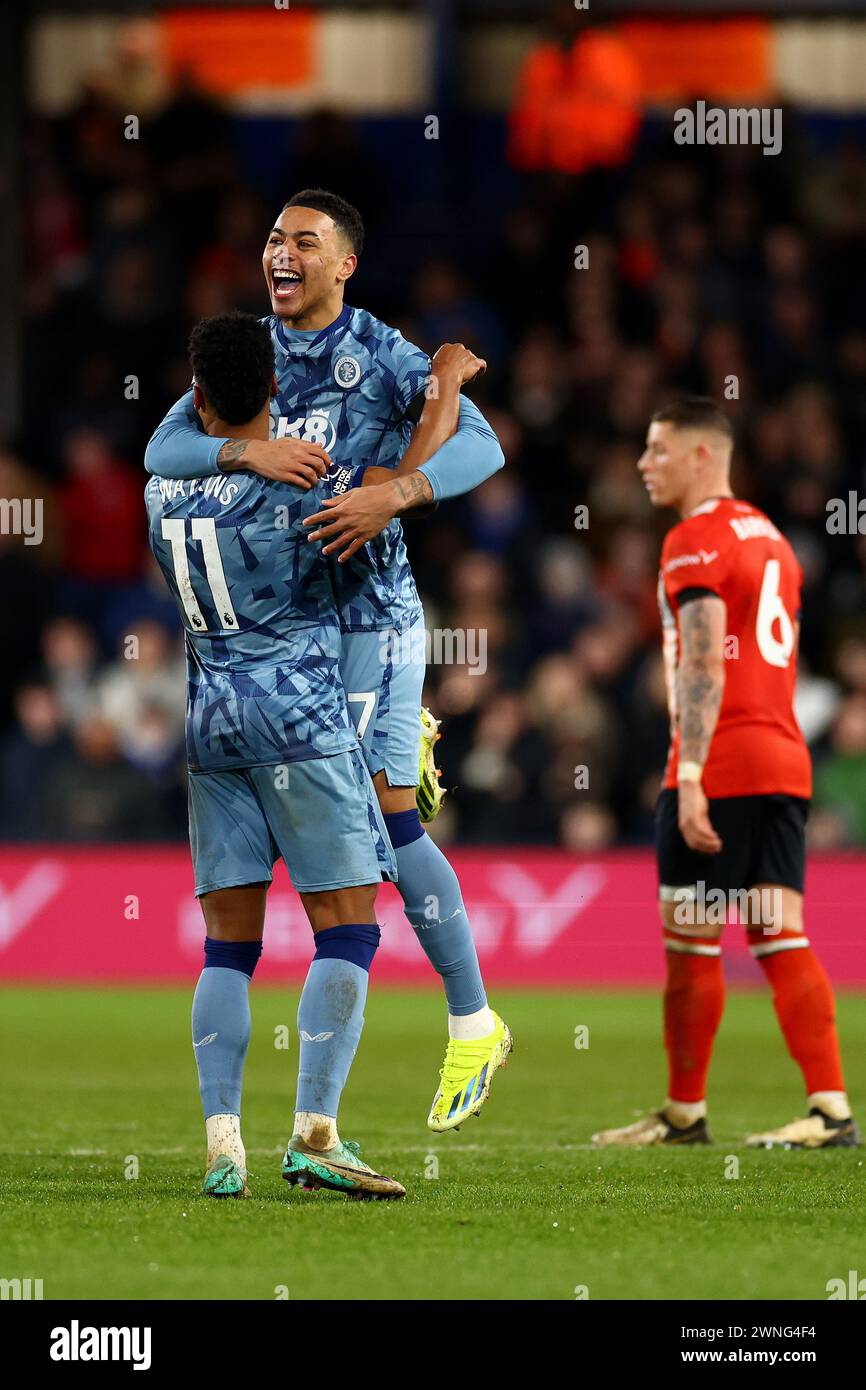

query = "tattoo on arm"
[[677, 596, 726, 766], [217, 440, 249, 472], [392, 472, 434, 512]]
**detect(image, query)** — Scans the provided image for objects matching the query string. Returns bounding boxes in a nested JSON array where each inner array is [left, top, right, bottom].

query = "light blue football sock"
[[295, 924, 380, 1119], [192, 938, 262, 1119], [385, 810, 487, 1017]]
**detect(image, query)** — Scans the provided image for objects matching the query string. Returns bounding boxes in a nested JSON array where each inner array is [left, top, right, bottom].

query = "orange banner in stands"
[[161, 7, 316, 95], [620, 18, 772, 102]]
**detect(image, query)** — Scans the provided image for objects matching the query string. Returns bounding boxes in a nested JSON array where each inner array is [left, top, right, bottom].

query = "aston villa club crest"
[[334, 355, 361, 388]]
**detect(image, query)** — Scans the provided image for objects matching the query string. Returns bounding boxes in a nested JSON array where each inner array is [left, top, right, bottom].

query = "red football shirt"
[[658, 497, 812, 799]]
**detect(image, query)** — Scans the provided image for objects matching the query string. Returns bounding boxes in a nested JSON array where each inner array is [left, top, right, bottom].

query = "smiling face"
[[262, 205, 357, 331]]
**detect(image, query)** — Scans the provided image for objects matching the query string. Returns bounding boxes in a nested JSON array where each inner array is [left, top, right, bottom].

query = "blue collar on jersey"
[[272, 304, 351, 359]]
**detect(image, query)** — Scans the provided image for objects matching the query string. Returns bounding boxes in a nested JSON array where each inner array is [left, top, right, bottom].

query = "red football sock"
[[663, 940, 726, 1104], [748, 932, 846, 1095]]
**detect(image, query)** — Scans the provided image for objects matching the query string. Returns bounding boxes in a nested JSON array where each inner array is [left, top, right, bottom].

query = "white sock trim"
[[807, 1091, 851, 1121], [749, 936, 810, 958], [664, 939, 721, 957], [206, 1113, 245, 1168], [665, 1098, 707, 1125], [294, 1111, 339, 1150], [448, 1006, 495, 1041]]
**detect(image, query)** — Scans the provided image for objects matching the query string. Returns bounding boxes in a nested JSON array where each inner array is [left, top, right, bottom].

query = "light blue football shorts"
[[188, 748, 397, 897], [339, 615, 426, 788]]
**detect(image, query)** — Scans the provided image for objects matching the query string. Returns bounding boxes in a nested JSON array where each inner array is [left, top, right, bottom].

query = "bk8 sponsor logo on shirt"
[[271, 411, 337, 453]]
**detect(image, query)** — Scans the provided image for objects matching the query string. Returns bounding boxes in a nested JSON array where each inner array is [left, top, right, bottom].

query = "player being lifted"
[[146, 190, 512, 1134], [594, 397, 859, 1150], [147, 312, 404, 1199]]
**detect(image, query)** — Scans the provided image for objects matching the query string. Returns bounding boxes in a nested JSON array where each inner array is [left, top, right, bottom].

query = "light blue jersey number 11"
[[160, 517, 239, 633]]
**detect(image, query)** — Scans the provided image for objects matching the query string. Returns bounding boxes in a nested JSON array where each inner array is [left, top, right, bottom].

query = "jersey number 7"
[[161, 517, 239, 633]]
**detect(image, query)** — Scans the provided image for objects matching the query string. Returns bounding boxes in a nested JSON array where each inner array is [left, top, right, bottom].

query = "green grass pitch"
[[1, 986, 863, 1301]]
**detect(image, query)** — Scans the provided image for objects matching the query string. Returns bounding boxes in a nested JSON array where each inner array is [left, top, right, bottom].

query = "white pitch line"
[[36, 1142, 603, 1158]]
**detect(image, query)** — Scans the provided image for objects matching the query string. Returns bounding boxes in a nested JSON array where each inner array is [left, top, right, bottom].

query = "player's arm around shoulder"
[[414, 391, 504, 504], [676, 591, 728, 855], [365, 342, 493, 490], [400, 342, 503, 505], [145, 389, 331, 491], [360, 346, 469, 492], [302, 344, 501, 560], [391, 342, 487, 479], [145, 389, 225, 480]]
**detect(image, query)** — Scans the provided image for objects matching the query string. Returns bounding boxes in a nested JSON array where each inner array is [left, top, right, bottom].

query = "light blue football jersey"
[[267, 305, 428, 633], [145, 305, 431, 635], [145, 470, 357, 773]]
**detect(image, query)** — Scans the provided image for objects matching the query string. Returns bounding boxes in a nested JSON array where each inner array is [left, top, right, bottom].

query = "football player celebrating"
[[147, 312, 405, 1199], [145, 191, 512, 1134], [594, 397, 859, 1150]]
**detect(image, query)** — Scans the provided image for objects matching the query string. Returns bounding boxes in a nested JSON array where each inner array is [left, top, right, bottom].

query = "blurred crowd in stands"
[[5, 15, 866, 850]]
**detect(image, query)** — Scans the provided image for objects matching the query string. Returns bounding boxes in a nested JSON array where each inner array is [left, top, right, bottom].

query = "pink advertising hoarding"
[[0, 847, 863, 986]]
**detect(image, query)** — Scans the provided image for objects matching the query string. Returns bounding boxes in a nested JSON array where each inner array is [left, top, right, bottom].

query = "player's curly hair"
[[188, 311, 275, 426], [651, 396, 734, 441], [283, 188, 364, 257]]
